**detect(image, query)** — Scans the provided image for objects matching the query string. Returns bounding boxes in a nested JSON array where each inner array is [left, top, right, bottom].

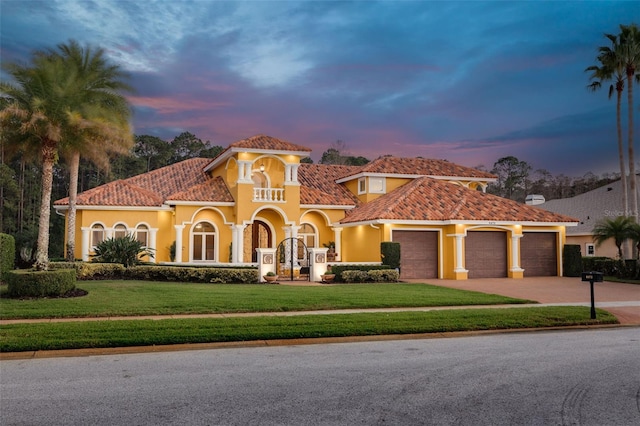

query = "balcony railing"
[[253, 188, 285, 202]]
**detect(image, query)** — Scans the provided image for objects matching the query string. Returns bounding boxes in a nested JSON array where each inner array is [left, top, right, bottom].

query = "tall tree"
[[586, 31, 628, 215], [44, 40, 133, 261], [489, 156, 532, 201], [1, 54, 72, 269], [619, 24, 640, 218]]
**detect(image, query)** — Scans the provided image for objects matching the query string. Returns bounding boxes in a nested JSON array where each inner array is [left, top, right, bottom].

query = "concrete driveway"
[[423, 276, 640, 325]]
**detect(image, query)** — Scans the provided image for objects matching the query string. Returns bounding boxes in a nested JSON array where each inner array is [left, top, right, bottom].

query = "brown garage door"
[[466, 231, 507, 278], [393, 231, 438, 279], [521, 232, 557, 276]]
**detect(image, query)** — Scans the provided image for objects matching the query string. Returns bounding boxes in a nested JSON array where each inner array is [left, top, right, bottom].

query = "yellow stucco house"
[[55, 135, 578, 281]]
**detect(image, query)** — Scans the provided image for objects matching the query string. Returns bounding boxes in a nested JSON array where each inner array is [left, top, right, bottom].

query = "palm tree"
[[0, 44, 133, 270], [592, 216, 635, 258], [619, 24, 640, 217], [44, 40, 133, 261], [1, 55, 73, 269], [586, 33, 628, 216]]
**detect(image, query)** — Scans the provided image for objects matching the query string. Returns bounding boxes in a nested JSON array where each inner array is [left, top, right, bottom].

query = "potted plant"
[[321, 266, 335, 283], [263, 271, 278, 283]]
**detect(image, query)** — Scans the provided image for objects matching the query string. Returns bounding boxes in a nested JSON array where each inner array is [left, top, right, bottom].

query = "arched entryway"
[[242, 220, 273, 263]]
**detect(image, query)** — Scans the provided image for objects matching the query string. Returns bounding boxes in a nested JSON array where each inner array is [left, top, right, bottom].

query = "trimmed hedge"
[[562, 245, 582, 277], [6, 269, 76, 298], [341, 269, 400, 283], [380, 242, 401, 270], [0, 233, 15, 281], [330, 264, 391, 282], [125, 265, 259, 284], [581, 256, 625, 276], [50, 262, 126, 280]]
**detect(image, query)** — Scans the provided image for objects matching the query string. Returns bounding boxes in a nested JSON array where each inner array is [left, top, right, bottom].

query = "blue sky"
[[1, 0, 638, 176]]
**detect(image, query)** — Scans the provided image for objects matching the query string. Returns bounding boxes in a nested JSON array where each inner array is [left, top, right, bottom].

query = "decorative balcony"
[[253, 187, 285, 202]]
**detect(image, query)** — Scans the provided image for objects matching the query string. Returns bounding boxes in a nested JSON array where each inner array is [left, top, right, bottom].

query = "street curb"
[[2, 323, 637, 361]]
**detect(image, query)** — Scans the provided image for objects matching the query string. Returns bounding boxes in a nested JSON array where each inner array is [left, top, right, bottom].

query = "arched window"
[[136, 224, 149, 246], [114, 224, 127, 239], [91, 224, 105, 249], [192, 222, 216, 261], [298, 223, 316, 249]]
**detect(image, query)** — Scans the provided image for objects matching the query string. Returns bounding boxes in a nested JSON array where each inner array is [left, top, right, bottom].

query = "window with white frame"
[[114, 224, 127, 239], [586, 243, 595, 257], [136, 224, 149, 246], [369, 177, 386, 194], [91, 224, 105, 249], [298, 223, 317, 249], [358, 177, 366, 194], [192, 222, 215, 261]]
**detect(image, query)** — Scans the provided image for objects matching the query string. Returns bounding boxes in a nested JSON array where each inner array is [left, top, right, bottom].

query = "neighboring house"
[[55, 135, 578, 280], [538, 179, 632, 259]]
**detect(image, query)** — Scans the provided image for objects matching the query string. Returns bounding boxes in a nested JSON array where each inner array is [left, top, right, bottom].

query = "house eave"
[[165, 201, 235, 207], [336, 172, 497, 184], [53, 205, 172, 212]]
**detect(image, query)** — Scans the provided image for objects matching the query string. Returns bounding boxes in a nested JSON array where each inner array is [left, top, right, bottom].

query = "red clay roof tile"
[[339, 156, 496, 180], [340, 177, 578, 224], [298, 164, 360, 206]]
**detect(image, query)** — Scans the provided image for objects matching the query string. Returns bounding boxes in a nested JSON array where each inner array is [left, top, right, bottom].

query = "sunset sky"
[[1, 1, 638, 176]]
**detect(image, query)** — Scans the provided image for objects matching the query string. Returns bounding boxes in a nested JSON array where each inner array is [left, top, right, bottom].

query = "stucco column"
[[81, 227, 90, 262], [291, 164, 299, 183], [256, 248, 277, 282], [237, 161, 253, 183], [149, 228, 158, 263], [510, 233, 524, 275], [453, 234, 468, 273], [284, 164, 292, 184], [309, 248, 329, 282], [231, 224, 246, 264], [332, 227, 343, 261], [174, 225, 185, 263]]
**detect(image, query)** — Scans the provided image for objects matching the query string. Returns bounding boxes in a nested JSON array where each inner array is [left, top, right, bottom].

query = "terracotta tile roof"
[[298, 164, 361, 206], [339, 156, 496, 180], [340, 177, 578, 224], [167, 176, 234, 202], [55, 158, 214, 207], [229, 134, 312, 152]]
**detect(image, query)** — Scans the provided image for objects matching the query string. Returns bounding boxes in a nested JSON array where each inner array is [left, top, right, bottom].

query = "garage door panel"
[[466, 231, 507, 278], [393, 231, 438, 279], [521, 232, 557, 276]]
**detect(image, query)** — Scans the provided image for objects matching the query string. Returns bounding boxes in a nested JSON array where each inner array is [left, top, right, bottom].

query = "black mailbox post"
[[581, 271, 603, 319]]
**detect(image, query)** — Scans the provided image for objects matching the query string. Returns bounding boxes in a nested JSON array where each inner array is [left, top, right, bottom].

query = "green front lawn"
[[0, 307, 617, 352], [0, 281, 532, 320]]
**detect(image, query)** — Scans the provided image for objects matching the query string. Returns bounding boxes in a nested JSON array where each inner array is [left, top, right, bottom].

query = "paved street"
[[2, 328, 639, 425]]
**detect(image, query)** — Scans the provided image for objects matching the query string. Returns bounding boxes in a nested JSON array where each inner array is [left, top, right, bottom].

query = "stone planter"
[[321, 274, 335, 283], [263, 275, 278, 283]]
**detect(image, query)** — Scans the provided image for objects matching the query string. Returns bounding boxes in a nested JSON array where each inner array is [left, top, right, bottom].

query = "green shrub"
[[562, 245, 582, 277], [91, 234, 155, 267], [380, 242, 401, 270], [6, 269, 76, 298], [50, 262, 126, 280], [0, 233, 15, 281], [126, 265, 259, 283], [341, 269, 399, 283], [331, 264, 390, 282], [581, 256, 624, 276]]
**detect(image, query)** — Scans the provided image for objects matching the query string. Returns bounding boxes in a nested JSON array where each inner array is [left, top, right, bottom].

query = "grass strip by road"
[[0, 306, 617, 352], [0, 281, 532, 320]]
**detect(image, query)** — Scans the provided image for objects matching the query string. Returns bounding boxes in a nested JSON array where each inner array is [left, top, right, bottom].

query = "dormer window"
[[369, 177, 385, 194]]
